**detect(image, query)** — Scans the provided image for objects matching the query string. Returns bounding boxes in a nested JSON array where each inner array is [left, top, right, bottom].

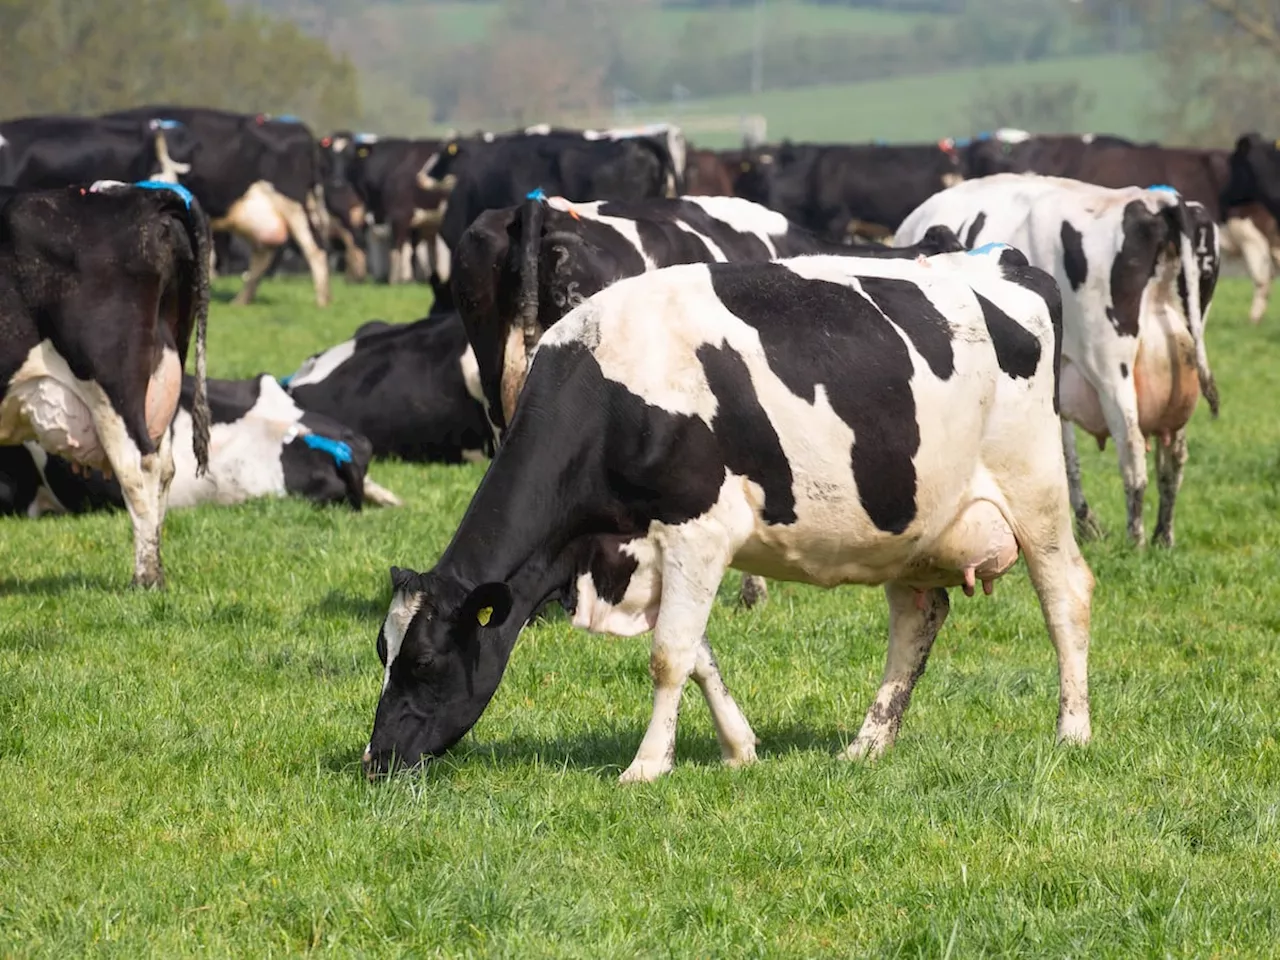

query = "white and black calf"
[[0, 182, 211, 587], [284, 312, 491, 463], [898, 174, 1220, 546], [363, 246, 1094, 783], [0, 375, 400, 515]]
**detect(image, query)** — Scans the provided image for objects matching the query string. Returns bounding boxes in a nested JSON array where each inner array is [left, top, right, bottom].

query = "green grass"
[[667, 52, 1160, 148], [2, 275, 1280, 956]]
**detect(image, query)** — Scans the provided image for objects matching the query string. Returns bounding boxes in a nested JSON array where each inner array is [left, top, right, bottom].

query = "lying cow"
[[897, 175, 1220, 547], [284, 312, 491, 464], [0, 375, 401, 515], [361, 245, 1094, 783], [0, 181, 211, 586]]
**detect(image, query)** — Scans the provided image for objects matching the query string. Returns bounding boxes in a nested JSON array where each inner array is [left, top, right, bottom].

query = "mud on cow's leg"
[[1097, 386, 1148, 546], [1061, 421, 1104, 541], [231, 244, 276, 307], [844, 583, 949, 761], [1153, 428, 1188, 548]]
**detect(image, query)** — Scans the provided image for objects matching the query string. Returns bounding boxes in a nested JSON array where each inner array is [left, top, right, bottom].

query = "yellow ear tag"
[[1274, 139, 1280, 150], [358, 147, 369, 157], [477, 606, 493, 626], [448, 143, 458, 155], [740, 161, 750, 171]]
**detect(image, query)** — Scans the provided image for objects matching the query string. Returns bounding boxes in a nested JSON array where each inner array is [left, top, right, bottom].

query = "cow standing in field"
[[103, 106, 332, 308], [964, 132, 1280, 324], [897, 175, 1220, 547], [284, 312, 492, 464], [0, 181, 211, 587], [0, 375, 401, 515], [361, 245, 1095, 782], [732, 140, 965, 243]]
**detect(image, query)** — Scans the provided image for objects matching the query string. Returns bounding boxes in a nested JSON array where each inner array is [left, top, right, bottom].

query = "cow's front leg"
[[844, 582, 948, 761], [620, 543, 727, 784], [1153, 428, 1188, 548], [690, 635, 758, 768]]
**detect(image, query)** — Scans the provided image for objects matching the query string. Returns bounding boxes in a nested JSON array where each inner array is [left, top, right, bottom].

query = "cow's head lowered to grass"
[[363, 567, 515, 776]]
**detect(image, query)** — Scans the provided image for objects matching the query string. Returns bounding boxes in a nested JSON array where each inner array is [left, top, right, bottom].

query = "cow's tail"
[[1173, 201, 1219, 417], [184, 198, 212, 475], [504, 196, 545, 423]]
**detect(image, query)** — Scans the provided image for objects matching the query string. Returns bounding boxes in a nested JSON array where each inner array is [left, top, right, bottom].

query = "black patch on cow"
[[857, 276, 955, 380], [1060, 221, 1088, 291], [975, 294, 1041, 380], [998, 247, 1030, 268], [991, 262, 1062, 412], [1120, 362, 1129, 378], [1109, 200, 1167, 338], [708, 262, 918, 534], [180, 376, 263, 425], [577, 536, 642, 607], [964, 212, 987, 249], [697, 342, 797, 524]]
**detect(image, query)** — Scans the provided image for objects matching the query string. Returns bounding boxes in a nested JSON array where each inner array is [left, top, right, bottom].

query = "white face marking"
[[287, 338, 356, 389], [458, 345, 484, 406], [381, 590, 424, 692]]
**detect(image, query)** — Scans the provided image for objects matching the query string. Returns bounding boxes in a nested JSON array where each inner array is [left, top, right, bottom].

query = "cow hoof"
[[231, 292, 253, 307], [1075, 509, 1105, 542], [618, 758, 672, 784], [131, 571, 165, 590], [841, 735, 890, 762], [1152, 526, 1174, 549], [738, 574, 768, 608], [722, 742, 759, 769], [1056, 716, 1091, 746]]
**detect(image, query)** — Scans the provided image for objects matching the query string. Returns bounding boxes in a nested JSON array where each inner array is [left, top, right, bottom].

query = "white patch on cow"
[[151, 132, 189, 183], [2, 342, 107, 464], [287, 338, 356, 389], [681, 196, 786, 254], [0, 134, 7, 150], [417, 154, 442, 189], [331, 136, 351, 153], [211, 181, 290, 247], [1222, 215, 1273, 323], [673, 219, 728, 260], [546, 199, 660, 271], [18, 443, 64, 518], [996, 128, 1032, 144], [381, 590, 424, 692], [525, 123, 552, 136], [433, 234, 452, 284], [572, 538, 662, 636], [458, 345, 484, 407]]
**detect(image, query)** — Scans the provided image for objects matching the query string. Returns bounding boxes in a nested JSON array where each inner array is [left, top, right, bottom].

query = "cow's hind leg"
[[691, 635, 758, 768], [620, 537, 734, 784], [231, 243, 277, 307], [738, 574, 768, 607], [1153, 428, 1188, 549], [1227, 216, 1272, 325], [278, 197, 332, 307], [843, 583, 948, 761], [1061, 420, 1103, 541]]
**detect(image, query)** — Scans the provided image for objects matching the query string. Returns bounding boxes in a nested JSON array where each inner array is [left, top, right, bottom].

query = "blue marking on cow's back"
[[133, 180, 194, 209], [526, 187, 548, 202], [156, 119, 183, 130], [278, 373, 295, 388], [303, 433, 353, 466], [276, 114, 301, 123], [968, 241, 1011, 256], [1147, 184, 1178, 194]]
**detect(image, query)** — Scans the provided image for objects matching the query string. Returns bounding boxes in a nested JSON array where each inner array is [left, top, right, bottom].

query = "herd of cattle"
[[0, 106, 1276, 780]]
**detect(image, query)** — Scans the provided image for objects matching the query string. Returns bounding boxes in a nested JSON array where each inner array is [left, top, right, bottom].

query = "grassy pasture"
[[1, 275, 1279, 957]]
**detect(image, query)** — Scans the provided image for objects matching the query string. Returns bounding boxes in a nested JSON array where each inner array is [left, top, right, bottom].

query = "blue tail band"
[[526, 187, 548, 202], [1148, 184, 1178, 194], [967, 241, 1011, 256], [133, 180, 194, 209], [303, 434, 353, 466]]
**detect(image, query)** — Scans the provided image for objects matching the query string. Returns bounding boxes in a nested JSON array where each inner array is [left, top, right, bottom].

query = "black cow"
[[0, 115, 195, 189], [0, 181, 211, 587], [284, 312, 491, 464], [732, 140, 966, 242], [417, 130, 677, 309], [360, 245, 1095, 781], [1223, 134, 1280, 228], [0, 375, 400, 515], [103, 106, 332, 307], [453, 194, 964, 434]]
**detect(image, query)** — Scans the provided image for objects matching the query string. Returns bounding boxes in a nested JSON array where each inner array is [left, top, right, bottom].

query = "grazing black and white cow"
[[361, 245, 1095, 782], [732, 140, 965, 242], [897, 175, 1221, 547], [0, 180, 211, 586], [0, 115, 194, 189], [284, 312, 491, 464], [454, 194, 965, 434], [0, 375, 401, 515], [103, 106, 332, 308]]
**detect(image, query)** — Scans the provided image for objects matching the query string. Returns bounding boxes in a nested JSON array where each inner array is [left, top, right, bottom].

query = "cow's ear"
[[461, 582, 513, 630], [390, 566, 419, 592]]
